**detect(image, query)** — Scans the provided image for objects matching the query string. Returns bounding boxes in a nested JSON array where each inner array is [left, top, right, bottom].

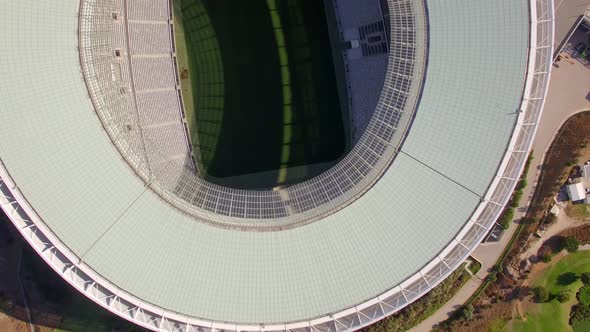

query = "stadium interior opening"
[[174, 0, 352, 189]]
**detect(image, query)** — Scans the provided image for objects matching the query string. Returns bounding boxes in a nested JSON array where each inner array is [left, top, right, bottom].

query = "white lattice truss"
[[0, 0, 554, 331]]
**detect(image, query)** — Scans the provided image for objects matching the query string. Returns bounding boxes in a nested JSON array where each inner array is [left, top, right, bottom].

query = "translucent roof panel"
[[401, 0, 530, 196]]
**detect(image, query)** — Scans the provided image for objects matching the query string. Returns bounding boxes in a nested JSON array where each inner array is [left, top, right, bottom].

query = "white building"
[[567, 181, 586, 202]]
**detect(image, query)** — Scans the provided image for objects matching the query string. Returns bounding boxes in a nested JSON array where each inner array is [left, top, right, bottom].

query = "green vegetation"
[[544, 213, 558, 225], [496, 154, 534, 229], [533, 286, 549, 303], [510, 190, 524, 208], [577, 285, 590, 306], [565, 236, 581, 253], [459, 304, 474, 321], [488, 318, 507, 332], [498, 208, 515, 229], [174, 0, 346, 185], [565, 204, 590, 220], [461, 154, 535, 306], [571, 281, 590, 330], [574, 319, 590, 332], [174, 0, 225, 172], [365, 264, 472, 332], [571, 304, 590, 327], [509, 251, 590, 331], [557, 290, 572, 303], [468, 260, 482, 275]]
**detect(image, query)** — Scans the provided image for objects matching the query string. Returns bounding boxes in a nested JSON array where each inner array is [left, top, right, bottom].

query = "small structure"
[[582, 164, 590, 178], [550, 204, 560, 216], [567, 181, 586, 202]]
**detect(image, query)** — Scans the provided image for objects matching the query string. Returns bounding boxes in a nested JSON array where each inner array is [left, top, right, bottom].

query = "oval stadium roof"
[[0, 0, 554, 331]]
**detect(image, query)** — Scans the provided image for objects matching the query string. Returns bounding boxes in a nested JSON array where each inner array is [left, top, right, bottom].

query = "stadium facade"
[[0, 0, 553, 331]]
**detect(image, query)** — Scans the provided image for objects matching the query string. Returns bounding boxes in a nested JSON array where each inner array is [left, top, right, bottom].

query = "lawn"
[[468, 260, 482, 275], [565, 204, 590, 220], [508, 251, 590, 332], [174, 0, 346, 187]]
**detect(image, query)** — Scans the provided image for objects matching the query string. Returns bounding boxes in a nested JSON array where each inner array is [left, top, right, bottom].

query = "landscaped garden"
[[507, 250, 590, 332]]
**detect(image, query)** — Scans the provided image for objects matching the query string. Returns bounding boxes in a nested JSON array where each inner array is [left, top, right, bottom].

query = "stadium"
[[0, 0, 553, 331]]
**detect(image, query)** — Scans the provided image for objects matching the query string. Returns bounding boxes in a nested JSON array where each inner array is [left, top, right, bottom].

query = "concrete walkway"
[[409, 7, 590, 331]]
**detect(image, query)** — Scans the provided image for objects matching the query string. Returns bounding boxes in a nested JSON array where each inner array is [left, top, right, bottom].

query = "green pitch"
[[173, 0, 347, 188]]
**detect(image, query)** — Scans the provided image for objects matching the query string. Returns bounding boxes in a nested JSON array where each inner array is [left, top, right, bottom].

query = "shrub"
[[544, 213, 557, 225], [541, 253, 552, 263], [510, 190, 523, 207], [556, 291, 571, 303], [578, 285, 590, 306], [570, 303, 590, 326], [487, 318, 507, 332], [524, 152, 534, 172], [516, 179, 528, 190], [581, 272, 590, 285], [459, 304, 474, 321], [564, 236, 580, 253], [498, 208, 515, 229], [534, 286, 549, 302], [486, 272, 498, 283]]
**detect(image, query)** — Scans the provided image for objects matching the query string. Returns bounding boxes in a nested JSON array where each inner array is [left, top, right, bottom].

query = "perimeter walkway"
[[410, 15, 590, 332]]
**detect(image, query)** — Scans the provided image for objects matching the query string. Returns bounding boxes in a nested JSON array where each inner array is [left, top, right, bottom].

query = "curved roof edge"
[[0, 0, 554, 331]]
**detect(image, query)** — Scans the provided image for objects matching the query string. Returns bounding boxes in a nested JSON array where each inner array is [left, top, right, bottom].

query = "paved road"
[[410, 6, 590, 331]]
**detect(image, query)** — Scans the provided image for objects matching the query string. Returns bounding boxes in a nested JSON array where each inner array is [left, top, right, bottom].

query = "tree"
[[581, 272, 590, 285], [498, 208, 515, 229], [556, 290, 571, 303], [534, 286, 549, 303], [544, 214, 557, 225], [570, 303, 590, 326], [541, 253, 552, 263], [564, 236, 580, 253], [486, 272, 498, 283], [578, 285, 590, 306], [459, 304, 474, 321]]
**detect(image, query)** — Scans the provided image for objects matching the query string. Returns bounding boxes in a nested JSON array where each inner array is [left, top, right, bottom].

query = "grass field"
[[508, 251, 590, 332], [173, 0, 224, 173], [174, 0, 347, 188]]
